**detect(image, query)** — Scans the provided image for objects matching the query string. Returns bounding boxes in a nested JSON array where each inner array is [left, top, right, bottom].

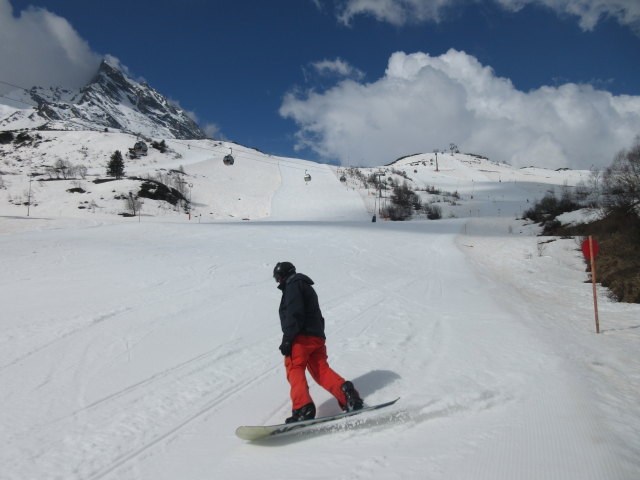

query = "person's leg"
[[285, 340, 314, 409], [305, 337, 348, 406]]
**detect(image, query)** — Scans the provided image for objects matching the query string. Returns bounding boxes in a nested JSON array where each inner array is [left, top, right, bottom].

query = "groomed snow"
[[0, 136, 638, 479]]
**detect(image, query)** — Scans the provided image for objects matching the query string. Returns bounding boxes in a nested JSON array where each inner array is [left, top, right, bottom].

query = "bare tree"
[[54, 159, 72, 179], [587, 167, 602, 207], [603, 137, 640, 215], [124, 192, 142, 216], [75, 165, 88, 179]]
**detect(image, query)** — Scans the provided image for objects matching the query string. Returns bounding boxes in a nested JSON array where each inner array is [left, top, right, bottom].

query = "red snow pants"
[[284, 335, 347, 410]]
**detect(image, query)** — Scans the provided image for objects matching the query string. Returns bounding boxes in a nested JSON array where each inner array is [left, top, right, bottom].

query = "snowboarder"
[[273, 261, 364, 423]]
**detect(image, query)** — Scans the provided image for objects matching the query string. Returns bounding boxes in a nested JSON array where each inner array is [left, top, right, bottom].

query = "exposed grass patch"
[[545, 212, 640, 303]]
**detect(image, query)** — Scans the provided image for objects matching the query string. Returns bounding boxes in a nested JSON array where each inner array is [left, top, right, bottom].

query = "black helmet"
[[273, 261, 296, 282]]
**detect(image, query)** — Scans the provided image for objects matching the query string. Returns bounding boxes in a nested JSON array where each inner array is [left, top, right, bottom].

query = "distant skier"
[[273, 261, 364, 423]]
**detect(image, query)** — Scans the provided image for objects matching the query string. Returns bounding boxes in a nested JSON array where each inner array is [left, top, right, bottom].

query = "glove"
[[279, 340, 292, 356]]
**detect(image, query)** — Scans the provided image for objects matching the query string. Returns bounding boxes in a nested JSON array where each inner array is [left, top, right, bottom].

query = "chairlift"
[[223, 148, 235, 166], [304, 170, 311, 183]]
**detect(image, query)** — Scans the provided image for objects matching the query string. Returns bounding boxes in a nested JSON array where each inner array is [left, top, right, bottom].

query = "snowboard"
[[235, 397, 399, 441]]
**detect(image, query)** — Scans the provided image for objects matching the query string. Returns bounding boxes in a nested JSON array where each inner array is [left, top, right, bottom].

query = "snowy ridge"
[[0, 128, 594, 230]]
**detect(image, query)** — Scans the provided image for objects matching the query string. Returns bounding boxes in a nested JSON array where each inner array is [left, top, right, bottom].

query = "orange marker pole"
[[589, 236, 600, 334]]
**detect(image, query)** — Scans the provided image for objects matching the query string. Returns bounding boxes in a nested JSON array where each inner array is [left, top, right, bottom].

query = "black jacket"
[[278, 273, 326, 342]]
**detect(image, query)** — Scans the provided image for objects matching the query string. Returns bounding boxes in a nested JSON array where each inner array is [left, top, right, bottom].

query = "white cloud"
[[280, 49, 640, 169], [337, 0, 454, 25], [310, 58, 365, 80], [103, 54, 134, 79], [337, 0, 640, 33], [497, 0, 640, 33], [0, 0, 101, 95], [203, 122, 225, 140], [168, 97, 197, 120]]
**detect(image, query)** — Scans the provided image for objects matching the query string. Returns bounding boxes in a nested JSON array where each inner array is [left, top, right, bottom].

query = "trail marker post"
[[581, 236, 600, 333]]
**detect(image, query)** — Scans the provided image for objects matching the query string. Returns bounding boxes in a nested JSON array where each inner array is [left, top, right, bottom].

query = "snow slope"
[[0, 132, 370, 231], [345, 152, 592, 222], [1, 220, 638, 480], [269, 159, 367, 221], [0, 137, 638, 480]]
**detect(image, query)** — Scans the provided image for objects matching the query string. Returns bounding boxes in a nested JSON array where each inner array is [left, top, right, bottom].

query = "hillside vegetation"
[[524, 137, 640, 303]]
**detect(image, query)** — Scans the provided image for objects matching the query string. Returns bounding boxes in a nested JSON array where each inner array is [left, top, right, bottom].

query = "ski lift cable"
[[0, 79, 32, 91], [0, 80, 41, 108], [0, 78, 76, 107], [0, 79, 73, 108], [181, 140, 327, 171], [0, 98, 106, 133], [164, 139, 329, 173], [0, 94, 36, 108], [0, 78, 110, 132]]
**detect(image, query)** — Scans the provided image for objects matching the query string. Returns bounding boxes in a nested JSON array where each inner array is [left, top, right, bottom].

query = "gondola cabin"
[[223, 148, 235, 166]]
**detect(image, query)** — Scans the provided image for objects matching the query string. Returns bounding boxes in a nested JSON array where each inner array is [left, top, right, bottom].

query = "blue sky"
[[1, 0, 640, 169]]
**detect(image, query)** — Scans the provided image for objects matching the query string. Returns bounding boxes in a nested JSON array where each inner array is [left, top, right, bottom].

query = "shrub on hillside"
[[536, 137, 640, 304], [424, 203, 442, 220], [391, 181, 419, 208], [383, 204, 412, 221], [554, 212, 640, 303], [0, 131, 14, 144], [598, 217, 640, 303], [151, 140, 168, 153], [383, 181, 422, 221], [137, 179, 187, 208], [14, 132, 32, 144], [523, 189, 581, 227]]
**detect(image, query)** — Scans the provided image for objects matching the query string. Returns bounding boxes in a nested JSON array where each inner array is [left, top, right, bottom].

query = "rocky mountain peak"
[[1, 59, 207, 140]]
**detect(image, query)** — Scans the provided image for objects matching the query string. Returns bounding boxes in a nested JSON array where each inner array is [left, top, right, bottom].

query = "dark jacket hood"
[[288, 273, 314, 285], [278, 273, 314, 289]]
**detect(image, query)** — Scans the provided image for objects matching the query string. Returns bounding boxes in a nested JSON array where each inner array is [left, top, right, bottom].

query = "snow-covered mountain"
[[0, 55, 593, 227], [0, 59, 206, 139], [0, 58, 594, 226]]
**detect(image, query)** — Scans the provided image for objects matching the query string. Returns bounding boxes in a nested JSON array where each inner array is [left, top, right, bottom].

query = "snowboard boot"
[[285, 402, 316, 424], [340, 381, 364, 412]]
